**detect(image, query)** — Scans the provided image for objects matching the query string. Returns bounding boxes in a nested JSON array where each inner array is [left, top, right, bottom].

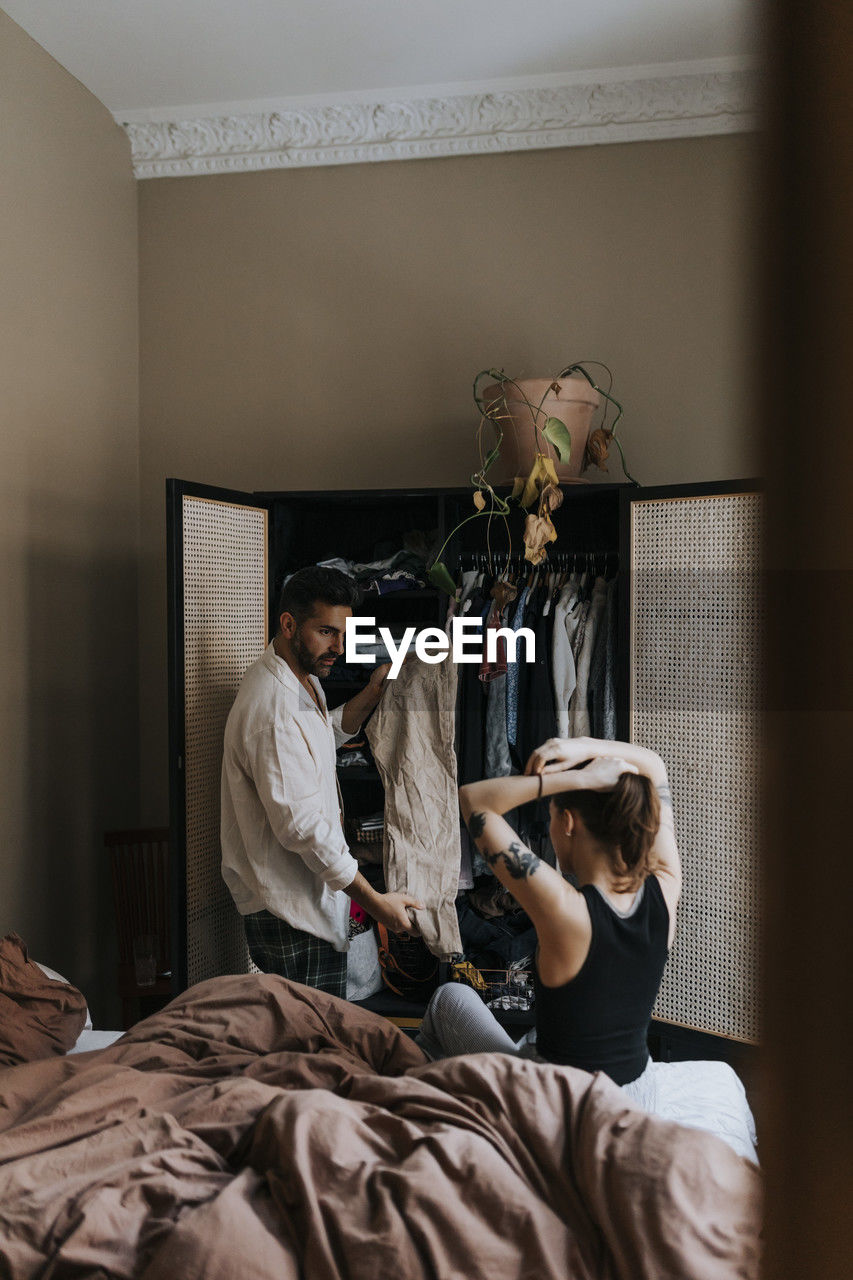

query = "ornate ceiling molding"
[[120, 65, 756, 180]]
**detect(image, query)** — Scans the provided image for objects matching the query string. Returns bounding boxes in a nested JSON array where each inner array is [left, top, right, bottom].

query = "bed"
[[0, 969, 761, 1279]]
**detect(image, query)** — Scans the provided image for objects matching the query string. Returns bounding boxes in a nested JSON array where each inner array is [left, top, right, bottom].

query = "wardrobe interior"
[[170, 478, 761, 1088]]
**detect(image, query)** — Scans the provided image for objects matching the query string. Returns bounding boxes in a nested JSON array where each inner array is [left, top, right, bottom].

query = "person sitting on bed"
[[417, 735, 759, 1163], [417, 734, 679, 1089]]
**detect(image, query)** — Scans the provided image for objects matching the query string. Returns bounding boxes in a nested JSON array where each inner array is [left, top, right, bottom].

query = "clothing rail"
[[456, 549, 619, 571]]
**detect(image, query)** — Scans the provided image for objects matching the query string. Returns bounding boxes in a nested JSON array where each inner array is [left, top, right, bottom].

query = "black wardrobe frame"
[[167, 475, 762, 1072]]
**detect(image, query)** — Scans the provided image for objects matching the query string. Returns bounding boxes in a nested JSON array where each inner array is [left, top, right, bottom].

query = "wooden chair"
[[105, 827, 172, 1029]]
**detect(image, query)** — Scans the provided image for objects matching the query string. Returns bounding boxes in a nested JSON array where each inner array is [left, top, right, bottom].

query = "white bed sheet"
[[67, 1029, 125, 1054], [623, 1057, 759, 1164]]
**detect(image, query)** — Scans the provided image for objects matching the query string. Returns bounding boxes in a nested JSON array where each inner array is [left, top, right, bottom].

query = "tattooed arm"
[[458, 779, 591, 938]]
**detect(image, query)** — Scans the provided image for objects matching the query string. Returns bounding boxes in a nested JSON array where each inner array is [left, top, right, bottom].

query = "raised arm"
[[458, 758, 636, 944], [525, 735, 668, 787], [646, 771, 681, 939], [525, 736, 682, 938], [337, 662, 390, 735]]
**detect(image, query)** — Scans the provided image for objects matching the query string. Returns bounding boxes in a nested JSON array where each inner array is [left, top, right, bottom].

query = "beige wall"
[[0, 11, 140, 1020], [138, 134, 756, 820]]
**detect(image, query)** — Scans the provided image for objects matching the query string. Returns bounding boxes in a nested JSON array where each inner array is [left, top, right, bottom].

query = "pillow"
[[0, 934, 88, 1066], [33, 961, 93, 1030]]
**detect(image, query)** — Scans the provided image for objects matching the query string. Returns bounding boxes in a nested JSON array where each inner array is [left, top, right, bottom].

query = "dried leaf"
[[540, 456, 560, 487], [520, 461, 542, 509], [510, 476, 525, 501], [549, 381, 562, 395], [543, 416, 573, 463], [473, 489, 486, 511], [523, 512, 557, 564], [584, 427, 612, 471], [491, 580, 518, 607], [520, 454, 560, 509], [539, 481, 564, 514]]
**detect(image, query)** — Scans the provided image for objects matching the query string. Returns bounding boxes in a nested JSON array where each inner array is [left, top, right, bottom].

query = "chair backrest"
[[105, 828, 170, 972]]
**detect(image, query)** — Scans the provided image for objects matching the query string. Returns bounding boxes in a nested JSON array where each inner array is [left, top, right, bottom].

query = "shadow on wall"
[[15, 525, 140, 1028]]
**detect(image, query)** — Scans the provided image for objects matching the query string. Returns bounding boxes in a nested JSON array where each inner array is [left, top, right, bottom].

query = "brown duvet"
[[0, 973, 760, 1279]]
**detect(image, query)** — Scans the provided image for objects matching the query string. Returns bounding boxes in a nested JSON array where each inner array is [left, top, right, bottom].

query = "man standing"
[[221, 565, 421, 997]]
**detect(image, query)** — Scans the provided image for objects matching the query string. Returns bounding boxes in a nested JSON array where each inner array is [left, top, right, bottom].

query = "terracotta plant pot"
[[482, 376, 601, 483]]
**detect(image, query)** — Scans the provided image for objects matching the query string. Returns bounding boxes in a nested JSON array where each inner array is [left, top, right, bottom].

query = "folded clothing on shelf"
[[361, 570, 427, 595], [348, 812, 384, 866], [348, 812, 384, 843], [336, 737, 374, 771], [337, 750, 370, 769], [317, 536, 437, 585]]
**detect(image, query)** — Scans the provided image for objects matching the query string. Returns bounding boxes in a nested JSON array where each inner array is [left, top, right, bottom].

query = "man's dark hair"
[[276, 565, 360, 628]]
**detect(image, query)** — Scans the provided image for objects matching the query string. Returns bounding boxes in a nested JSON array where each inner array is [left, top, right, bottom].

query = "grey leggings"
[[416, 982, 537, 1060]]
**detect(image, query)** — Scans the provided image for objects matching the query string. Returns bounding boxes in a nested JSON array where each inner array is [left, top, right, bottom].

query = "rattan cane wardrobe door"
[[629, 490, 763, 1043], [180, 492, 268, 987]]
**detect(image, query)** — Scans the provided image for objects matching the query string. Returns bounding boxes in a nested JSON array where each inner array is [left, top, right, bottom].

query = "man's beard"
[[292, 631, 336, 678]]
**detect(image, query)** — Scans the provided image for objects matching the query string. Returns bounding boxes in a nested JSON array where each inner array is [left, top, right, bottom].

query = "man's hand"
[[367, 661, 392, 694], [374, 891, 424, 935], [345, 871, 424, 936], [339, 662, 395, 734]]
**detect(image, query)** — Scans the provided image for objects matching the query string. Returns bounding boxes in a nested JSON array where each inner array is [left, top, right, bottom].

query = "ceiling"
[[4, 0, 754, 117]]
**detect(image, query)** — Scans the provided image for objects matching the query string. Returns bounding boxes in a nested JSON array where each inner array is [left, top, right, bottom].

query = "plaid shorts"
[[243, 909, 347, 998]]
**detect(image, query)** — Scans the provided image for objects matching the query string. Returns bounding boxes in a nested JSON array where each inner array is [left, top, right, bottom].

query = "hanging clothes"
[[512, 580, 559, 775], [504, 583, 531, 750], [484, 673, 512, 778], [569, 576, 608, 738], [450, 555, 618, 839], [479, 598, 509, 683], [445, 569, 479, 636], [455, 583, 490, 786], [366, 658, 463, 960], [551, 572, 582, 737], [481, 579, 517, 775], [570, 575, 594, 669], [589, 575, 618, 738]]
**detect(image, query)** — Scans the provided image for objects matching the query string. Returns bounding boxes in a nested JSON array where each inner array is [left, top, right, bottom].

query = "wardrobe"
[[166, 477, 763, 1065]]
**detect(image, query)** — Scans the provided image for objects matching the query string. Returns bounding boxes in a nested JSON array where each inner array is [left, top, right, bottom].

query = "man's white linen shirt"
[[221, 642, 359, 950]]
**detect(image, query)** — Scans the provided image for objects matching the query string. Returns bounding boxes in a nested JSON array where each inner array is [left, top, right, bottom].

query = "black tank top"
[[533, 875, 669, 1086]]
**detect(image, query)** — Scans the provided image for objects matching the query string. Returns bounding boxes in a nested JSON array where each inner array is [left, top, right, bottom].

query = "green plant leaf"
[[427, 561, 458, 595], [543, 416, 573, 462]]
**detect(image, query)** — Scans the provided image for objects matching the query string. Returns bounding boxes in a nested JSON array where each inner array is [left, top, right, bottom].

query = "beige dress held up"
[[365, 657, 463, 959]]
